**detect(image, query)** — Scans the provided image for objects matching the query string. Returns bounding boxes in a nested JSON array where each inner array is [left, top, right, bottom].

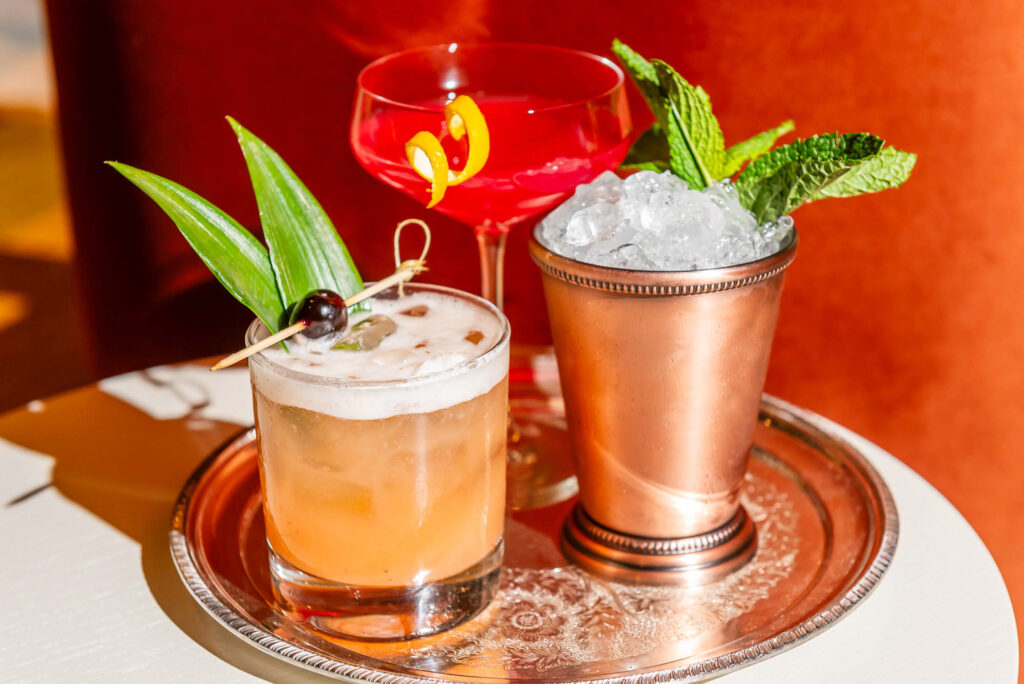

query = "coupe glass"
[[350, 42, 631, 308], [351, 43, 632, 507]]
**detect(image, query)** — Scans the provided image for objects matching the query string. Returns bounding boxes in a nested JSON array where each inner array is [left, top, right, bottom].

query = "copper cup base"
[[561, 504, 757, 585]]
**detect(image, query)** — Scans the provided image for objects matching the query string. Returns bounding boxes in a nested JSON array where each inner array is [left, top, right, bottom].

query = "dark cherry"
[[288, 289, 348, 338]]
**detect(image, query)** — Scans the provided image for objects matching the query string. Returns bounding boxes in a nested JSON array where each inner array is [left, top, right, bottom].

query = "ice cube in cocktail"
[[248, 284, 510, 640], [539, 170, 793, 271]]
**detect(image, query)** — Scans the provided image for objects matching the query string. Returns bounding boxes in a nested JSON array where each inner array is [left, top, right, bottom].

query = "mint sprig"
[[109, 118, 365, 333], [810, 146, 918, 200], [612, 40, 724, 188], [650, 60, 724, 187], [612, 40, 915, 221]]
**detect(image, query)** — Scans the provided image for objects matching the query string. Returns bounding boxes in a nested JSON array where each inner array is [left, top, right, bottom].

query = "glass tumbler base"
[[268, 541, 503, 641]]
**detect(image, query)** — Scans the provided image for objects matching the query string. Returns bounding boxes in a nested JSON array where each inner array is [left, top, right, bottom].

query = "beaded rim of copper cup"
[[528, 228, 797, 295]]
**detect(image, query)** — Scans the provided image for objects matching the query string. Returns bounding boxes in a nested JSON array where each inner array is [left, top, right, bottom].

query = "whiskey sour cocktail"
[[248, 284, 510, 640], [113, 108, 516, 643], [111, 111, 511, 640]]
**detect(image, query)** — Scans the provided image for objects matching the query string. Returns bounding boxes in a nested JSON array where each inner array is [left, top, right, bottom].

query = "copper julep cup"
[[529, 229, 797, 583]]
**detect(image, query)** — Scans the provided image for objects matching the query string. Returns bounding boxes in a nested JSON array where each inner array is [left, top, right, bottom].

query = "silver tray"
[[170, 355, 898, 683]]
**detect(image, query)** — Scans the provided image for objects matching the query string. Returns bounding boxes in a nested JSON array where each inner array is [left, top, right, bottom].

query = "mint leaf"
[[610, 41, 725, 188], [811, 146, 916, 199], [612, 41, 693, 183], [611, 39, 660, 98], [722, 120, 795, 177], [620, 124, 671, 172], [227, 117, 363, 307], [735, 133, 885, 223], [739, 133, 882, 191], [107, 162, 284, 332], [651, 60, 723, 186]]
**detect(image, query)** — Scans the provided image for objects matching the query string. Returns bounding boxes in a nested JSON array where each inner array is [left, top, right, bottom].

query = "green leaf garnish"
[[611, 40, 914, 220], [109, 119, 367, 339], [227, 117, 364, 308], [810, 146, 917, 200], [650, 60, 723, 187], [611, 39, 661, 101], [722, 120, 795, 177], [735, 133, 885, 223], [106, 162, 284, 332], [611, 40, 724, 188], [611, 41, 695, 185]]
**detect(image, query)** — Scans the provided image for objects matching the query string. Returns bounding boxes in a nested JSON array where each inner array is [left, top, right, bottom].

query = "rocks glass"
[[246, 284, 510, 639]]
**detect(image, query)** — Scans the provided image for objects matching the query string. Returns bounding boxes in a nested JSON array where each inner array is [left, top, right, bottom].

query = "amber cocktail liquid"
[[247, 285, 510, 640]]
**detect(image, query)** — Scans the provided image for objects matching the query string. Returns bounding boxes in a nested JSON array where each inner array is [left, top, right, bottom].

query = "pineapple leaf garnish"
[[108, 119, 365, 332], [227, 117, 364, 307], [107, 161, 285, 333]]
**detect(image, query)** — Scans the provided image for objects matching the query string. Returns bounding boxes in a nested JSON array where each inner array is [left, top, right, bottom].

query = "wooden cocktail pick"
[[210, 219, 431, 371]]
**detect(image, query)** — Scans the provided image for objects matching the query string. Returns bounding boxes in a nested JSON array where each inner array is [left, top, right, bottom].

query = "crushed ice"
[[538, 171, 794, 270]]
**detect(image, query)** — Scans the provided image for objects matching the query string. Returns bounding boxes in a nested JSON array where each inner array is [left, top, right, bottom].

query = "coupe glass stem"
[[474, 227, 508, 309]]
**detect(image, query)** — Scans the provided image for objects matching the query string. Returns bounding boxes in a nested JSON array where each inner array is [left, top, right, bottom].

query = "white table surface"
[[0, 364, 1017, 683]]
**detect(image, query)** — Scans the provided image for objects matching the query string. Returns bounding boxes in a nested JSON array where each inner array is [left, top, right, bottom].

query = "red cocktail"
[[351, 43, 632, 307]]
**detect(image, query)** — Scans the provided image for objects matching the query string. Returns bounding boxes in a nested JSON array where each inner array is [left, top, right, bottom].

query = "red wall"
[[48, 0, 1024, 658]]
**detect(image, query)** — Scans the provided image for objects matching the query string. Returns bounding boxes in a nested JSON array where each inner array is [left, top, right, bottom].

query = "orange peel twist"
[[404, 95, 490, 208]]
